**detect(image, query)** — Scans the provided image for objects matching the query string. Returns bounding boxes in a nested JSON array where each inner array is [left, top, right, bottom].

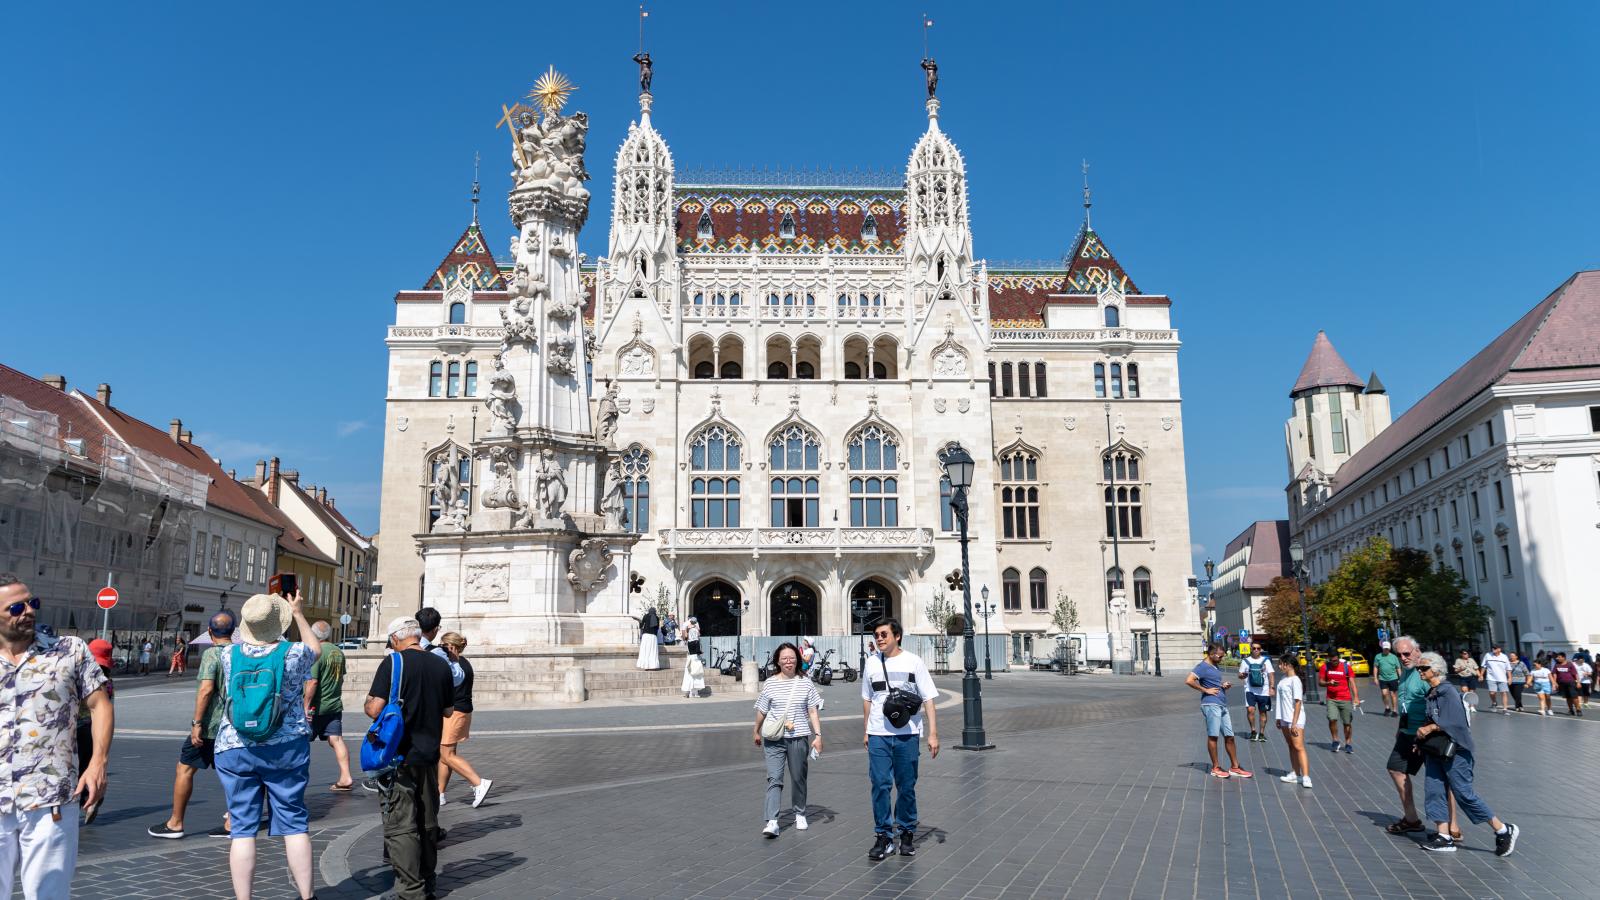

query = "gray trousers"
[[763, 737, 810, 821]]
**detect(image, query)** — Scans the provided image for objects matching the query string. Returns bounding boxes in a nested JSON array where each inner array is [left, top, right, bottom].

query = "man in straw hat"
[[366, 616, 456, 900], [213, 590, 321, 900]]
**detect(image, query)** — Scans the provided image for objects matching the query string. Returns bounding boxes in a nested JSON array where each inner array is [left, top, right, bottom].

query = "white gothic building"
[[375, 69, 1201, 666], [1285, 271, 1600, 654]]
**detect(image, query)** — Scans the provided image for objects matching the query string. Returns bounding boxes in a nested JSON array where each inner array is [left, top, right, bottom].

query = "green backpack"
[[226, 643, 290, 742]]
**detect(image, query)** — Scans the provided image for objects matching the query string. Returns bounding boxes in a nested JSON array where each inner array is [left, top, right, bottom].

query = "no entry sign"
[[96, 587, 119, 610]]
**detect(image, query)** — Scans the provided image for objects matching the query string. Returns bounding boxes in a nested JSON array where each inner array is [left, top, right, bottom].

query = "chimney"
[[42, 374, 66, 391], [316, 487, 327, 504], [266, 457, 281, 504], [96, 383, 112, 407], [254, 460, 268, 484], [179, 430, 192, 444], [227, 468, 237, 480], [169, 419, 182, 441], [283, 469, 300, 485]]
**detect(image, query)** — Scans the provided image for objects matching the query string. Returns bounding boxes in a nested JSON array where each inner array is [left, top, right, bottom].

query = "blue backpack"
[[225, 643, 290, 743], [1247, 659, 1267, 688], [361, 651, 406, 774]]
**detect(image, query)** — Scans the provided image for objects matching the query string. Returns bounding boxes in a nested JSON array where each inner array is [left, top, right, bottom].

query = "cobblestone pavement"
[[23, 673, 1600, 899]]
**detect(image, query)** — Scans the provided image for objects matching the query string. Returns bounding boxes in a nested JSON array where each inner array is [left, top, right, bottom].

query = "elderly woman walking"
[[1413, 650, 1519, 857], [752, 642, 823, 839], [436, 632, 492, 809]]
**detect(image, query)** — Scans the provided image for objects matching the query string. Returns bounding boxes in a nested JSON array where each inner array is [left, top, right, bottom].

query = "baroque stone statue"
[[601, 458, 626, 532], [513, 110, 591, 205], [485, 364, 518, 433], [595, 379, 620, 446], [534, 448, 568, 521]]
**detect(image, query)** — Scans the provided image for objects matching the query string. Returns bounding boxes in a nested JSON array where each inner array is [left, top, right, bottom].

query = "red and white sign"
[[96, 587, 119, 610]]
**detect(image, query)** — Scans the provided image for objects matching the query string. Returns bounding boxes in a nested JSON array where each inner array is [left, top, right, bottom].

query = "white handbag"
[[760, 677, 806, 741]]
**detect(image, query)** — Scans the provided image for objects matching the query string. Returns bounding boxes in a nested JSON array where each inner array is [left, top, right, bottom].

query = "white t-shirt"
[[862, 649, 939, 736], [1239, 656, 1274, 696], [1579, 661, 1594, 685], [1274, 674, 1305, 727], [1481, 652, 1511, 683]]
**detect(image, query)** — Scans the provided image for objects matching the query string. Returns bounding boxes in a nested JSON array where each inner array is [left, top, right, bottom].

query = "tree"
[[1258, 576, 1306, 647], [1051, 589, 1081, 634], [923, 591, 958, 673], [1392, 553, 1492, 652], [1309, 537, 1391, 647], [654, 583, 673, 619]]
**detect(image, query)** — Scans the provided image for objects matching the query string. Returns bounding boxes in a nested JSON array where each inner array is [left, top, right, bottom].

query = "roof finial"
[[633, 5, 654, 122], [1081, 159, 1092, 229], [470, 151, 481, 227]]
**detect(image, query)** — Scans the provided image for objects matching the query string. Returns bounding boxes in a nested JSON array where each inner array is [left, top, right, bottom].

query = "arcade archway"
[[850, 578, 897, 633], [690, 580, 742, 637], [769, 580, 819, 637]]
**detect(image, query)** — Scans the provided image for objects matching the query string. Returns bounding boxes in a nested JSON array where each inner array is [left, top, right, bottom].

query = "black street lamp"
[[978, 585, 994, 680], [939, 443, 993, 751], [717, 587, 749, 669], [1146, 594, 1164, 677], [851, 594, 877, 678], [1287, 539, 1320, 702]]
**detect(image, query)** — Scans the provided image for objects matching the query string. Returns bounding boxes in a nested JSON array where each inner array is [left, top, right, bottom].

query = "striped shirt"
[[755, 675, 821, 738]]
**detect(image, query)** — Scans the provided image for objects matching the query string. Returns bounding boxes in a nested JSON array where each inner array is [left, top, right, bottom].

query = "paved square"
[[29, 673, 1598, 899]]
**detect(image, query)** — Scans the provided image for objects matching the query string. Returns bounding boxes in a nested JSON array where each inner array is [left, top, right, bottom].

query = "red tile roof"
[[0, 364, 120, 469], [1329, 270, 1600, 498], [238, 477, 338, 566], [1291, 331, 1364, 396], [672, 187, 904, 255], [1223, 520, 1291, 591]]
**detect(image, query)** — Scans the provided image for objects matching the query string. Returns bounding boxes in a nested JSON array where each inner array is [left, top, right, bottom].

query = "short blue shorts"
[[215, 738, 311, 839], [1201, 704, 1234, 738]]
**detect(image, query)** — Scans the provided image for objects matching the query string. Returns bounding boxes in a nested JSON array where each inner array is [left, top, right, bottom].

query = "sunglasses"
[[5, 597, 40, 618]]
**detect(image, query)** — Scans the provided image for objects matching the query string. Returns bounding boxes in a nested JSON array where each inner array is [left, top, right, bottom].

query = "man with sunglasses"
[[0, 573, 115, 898], [148, 610, 238, 840], [1383, 635, 1457, 839]]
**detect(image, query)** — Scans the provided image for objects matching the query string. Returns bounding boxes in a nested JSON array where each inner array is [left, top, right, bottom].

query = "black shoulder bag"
[[873, 651, 923, 728]]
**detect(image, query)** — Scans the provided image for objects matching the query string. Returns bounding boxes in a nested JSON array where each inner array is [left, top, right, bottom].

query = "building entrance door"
[[770, 580, 819, 638], [691, 580, 742, 637]]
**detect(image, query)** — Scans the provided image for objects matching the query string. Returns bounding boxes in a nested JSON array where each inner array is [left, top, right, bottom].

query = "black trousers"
[[1508, 683, 1524, 709], [381, 761, 441, 900]]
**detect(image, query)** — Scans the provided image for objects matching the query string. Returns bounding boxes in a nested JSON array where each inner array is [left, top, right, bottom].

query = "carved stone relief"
[[464, 563, 510, 603], [566, 538, 614, 592]]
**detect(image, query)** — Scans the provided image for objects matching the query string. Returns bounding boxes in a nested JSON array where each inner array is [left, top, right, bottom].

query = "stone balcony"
[[660, 526, 935, 559]]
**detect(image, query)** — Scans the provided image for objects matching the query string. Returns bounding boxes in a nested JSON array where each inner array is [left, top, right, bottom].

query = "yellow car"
[[1338, 651, 1371, 677]]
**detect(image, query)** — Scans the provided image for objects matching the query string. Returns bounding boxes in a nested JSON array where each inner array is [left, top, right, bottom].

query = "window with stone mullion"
[[690, 426, 742, 528], [999, 450, 1041, 540], [848, 425, 900, 528], [1102, 450, 1145, 539], [621, 446, 651, 534]]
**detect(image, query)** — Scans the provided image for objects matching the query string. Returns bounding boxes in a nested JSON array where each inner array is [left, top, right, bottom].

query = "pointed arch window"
[[425, 446, 473, 531], [1018, 362, 1032, 398], [446, 362, 461, 398], [1034, 363, 1048, 398], [999, 448, 1041, 539], [988, 362, 997, 398], [621, 445, 651, 534], [1110, 363, 1124, 399], [1029, 567, 1049, 611], [1002, 567, 1022, 612], [1104, 305, 1121, 328], [1094, 362, 1106, 398], [849, 424, 900, 528], [1103, 448, 1145, 539], [1126, 363, 1139, 398], [861, 213, 878, 241], [448, 302, 466, 325], [428, 362, 443, 397], [1001, 363, 1015, 397], [938, 474, 954, 532], [1106, 566, 1124, 603], [1132, 567, 1152, 610], [769, 425, 819, 527], [690, 425, 742, 528], [697, 211, 713, 239], [779, 212, 796, 239], [464, 362, 478, 396]]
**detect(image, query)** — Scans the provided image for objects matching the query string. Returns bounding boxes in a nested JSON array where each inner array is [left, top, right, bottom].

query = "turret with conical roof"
[[1291, 330, 1364, 397], [1284, 330, 1392, 532]]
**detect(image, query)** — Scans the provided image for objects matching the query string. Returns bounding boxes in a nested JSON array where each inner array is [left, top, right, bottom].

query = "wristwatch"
[[190, 720, 203, 727]]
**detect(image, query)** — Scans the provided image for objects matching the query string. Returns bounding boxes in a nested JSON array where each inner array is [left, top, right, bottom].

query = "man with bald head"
[[1383, 635, 1457, 838], [148, 610, 237, 840]]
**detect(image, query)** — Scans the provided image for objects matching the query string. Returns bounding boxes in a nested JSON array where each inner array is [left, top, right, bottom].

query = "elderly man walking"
[[148, 610, 237, 839], [0, 573, 114, 899], [1383, 636, 1458, 840]]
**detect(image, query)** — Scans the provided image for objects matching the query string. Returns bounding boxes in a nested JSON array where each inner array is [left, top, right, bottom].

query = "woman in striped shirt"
[[753, 642, 823, 838]]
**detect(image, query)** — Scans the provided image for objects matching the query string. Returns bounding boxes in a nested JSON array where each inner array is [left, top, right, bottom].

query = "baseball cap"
[[386, 616, 421, 638], [88, 639, 114, 668], [1381, 640, 1391, 649]]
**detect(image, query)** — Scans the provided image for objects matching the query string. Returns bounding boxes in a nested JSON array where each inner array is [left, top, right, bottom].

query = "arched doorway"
[[769, 580, 819, 637], [849, 579, 897, 633], [691, 580, 741, 637]]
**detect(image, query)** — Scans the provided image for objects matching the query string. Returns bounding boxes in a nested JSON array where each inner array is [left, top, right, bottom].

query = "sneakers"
[[867, 834, 894, 860], [1246, 730, 1258, 741], [898, 832, 917, 857], [1494, 823, 1519, 857], [1279, 773, 1299, 783], [471, 778, 493, 809], [1210, 766, 1231, 779], [146, 822, 184, 840], [1300, 776, 1313, 789], [1423, 833, 1457, 853], [1342, 743, 1355, 754], [208, 824, 231, 838], [1228, 767, 1253, 779], [1330, 741, 1342, 753], [762, 819, 780, 839], [361, 778, 381, 793], [438, 793, 448, 807], [794, 814, 809, 831]]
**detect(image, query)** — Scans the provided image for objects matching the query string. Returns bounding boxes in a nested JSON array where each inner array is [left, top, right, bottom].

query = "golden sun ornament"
[[527, 66, 577, 115]]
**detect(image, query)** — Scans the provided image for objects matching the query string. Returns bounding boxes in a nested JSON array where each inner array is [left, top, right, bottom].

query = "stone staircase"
[[341, 643, 691, 710]]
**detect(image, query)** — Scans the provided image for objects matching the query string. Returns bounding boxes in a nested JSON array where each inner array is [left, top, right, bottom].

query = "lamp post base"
[[957, 672, 994, 750]]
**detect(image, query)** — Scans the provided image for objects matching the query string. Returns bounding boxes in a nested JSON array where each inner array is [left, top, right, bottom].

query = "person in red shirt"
[[1319, 651, 1361, 753], [1551, 652, 1582, 716]]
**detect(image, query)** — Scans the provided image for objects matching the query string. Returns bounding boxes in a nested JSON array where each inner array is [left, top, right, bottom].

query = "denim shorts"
[[215, 738, 311, 838], [1201, 704, 1234, 738]]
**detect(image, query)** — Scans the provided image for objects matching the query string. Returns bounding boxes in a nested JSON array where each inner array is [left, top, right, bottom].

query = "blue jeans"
[[868, 734, 919, 837], [1423, 748, 1496, 826], [214, 738, 311, 838]]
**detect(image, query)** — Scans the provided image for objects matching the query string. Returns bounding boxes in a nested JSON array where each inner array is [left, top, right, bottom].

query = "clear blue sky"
[[4, 3, 1597, 583]]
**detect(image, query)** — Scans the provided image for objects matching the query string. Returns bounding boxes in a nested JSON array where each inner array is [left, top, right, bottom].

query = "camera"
[[268, 572, 298, 599]]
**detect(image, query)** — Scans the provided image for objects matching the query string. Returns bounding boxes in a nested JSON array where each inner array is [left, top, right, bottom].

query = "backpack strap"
[[389, 649, 404, 706]]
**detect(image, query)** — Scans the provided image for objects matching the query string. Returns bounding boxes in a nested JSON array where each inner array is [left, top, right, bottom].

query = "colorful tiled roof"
[[1328, 270, 1600, 497], [985, 226, 1142, 326], [423, 224, 505, 291], [1062, 226, 1138, 296], [1290, 331, 1364, 396], [672, 187, 905, 255]]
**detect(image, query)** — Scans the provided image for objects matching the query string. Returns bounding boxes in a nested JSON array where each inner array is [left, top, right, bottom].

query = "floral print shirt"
[[0, 634, 109, 814], [214, 642, 316, 755]]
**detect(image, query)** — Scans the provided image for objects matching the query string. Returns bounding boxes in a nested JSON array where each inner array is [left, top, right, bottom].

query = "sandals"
[[329, 782, 354, 793], [1386, 818, 1424, 835]]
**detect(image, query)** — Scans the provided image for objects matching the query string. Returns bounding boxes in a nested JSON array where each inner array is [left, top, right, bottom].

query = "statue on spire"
[[633, 51, 653, 94], [921, 57, 938, 98]]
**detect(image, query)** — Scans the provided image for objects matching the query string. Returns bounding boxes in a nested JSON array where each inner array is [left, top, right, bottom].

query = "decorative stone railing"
[[388, 325, 508, 340], [661, 526, 934, 554], [989, 328, 1176, 342]]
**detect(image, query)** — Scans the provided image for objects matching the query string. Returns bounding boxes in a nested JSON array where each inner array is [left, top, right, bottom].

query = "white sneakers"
[[1301, 776, 1313, 789], [471, 778, 494, 809], [763, 819, 780, 838], [438, 793, 448, 807], [795, 814, 809, 830], [1279, 773, 1299, 783]]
